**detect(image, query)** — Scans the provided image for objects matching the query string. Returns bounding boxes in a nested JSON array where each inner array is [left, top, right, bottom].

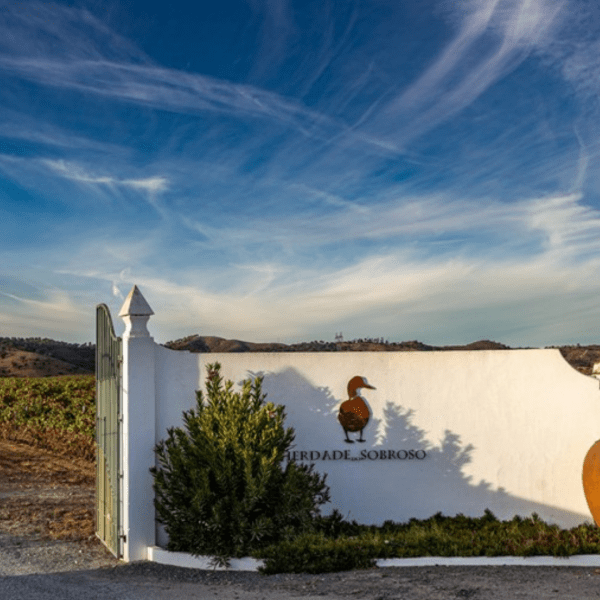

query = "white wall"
[[153, 346, 600, 545]]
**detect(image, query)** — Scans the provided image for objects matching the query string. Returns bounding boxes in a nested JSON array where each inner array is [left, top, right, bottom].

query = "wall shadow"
[[247, 367, 589, 528]]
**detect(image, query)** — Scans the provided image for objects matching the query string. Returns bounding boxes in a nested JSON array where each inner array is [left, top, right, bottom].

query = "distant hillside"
[[555, 345, 600, 376], [163, 335, 511, 353], [0, 335, 599, 377], [0, 338, 95, 377], [165, 335, 600, 376]]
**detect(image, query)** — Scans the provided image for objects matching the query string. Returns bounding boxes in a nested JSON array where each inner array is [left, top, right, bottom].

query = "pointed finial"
[[119, 285, 154, 338], [119, 285, 154, 317]]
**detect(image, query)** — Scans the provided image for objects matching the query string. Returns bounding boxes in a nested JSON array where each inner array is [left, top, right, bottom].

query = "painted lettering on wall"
[[285, 449, 427, 462]]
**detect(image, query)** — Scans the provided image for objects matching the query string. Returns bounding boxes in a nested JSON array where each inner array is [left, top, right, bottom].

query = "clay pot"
[[583, 439, 600, 526]]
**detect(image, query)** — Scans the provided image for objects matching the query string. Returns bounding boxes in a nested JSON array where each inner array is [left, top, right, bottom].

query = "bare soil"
[[0, 439, 97, 541]]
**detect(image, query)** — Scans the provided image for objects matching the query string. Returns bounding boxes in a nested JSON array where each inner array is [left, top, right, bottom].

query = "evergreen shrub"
[[257, 510, 600, 574], [257, 532, 378, 574], [150, 363, 330, 561]]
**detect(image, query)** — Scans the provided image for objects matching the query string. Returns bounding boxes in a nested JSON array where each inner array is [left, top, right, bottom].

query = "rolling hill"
[[1, 336, 599, 377]]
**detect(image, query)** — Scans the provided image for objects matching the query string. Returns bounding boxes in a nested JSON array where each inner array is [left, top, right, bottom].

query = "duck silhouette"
[[338, 376, 375, 443]]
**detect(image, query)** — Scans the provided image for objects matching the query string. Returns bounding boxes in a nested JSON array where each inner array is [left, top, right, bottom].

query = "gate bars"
[[95, 304, 123, 558]]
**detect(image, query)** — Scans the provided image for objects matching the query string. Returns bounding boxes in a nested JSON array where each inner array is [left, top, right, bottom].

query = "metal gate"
[[96, 304, 123, 558]]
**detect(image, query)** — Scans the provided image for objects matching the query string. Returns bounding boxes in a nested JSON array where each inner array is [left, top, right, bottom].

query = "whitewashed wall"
[[118, 287, 600, 560], [155, 347, 600, 539]]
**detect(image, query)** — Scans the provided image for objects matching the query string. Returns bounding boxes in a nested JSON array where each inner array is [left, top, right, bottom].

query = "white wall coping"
[[376, 555, 600, 567], [147, 547, 265, 570], [147, 547, 600, 570]]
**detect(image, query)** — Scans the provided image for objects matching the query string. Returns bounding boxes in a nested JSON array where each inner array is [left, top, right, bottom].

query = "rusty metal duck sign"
[[338, 375, 375, 443], [285, 374, 426, 463]]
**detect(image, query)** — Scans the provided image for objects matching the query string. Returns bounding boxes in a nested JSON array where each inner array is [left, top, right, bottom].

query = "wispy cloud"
[[37, 159, 170, 216], [87, 241, 600, 346], [0, 288, 88, 339], [43, 159, 168, 194], [43, 159, 117, 186], [123, 177, 168, 194], [525, 193, 600, 257], [369, 0, 567, 144], [0, 37, 343, 144], [17, 187, 597, 345], [0, 107, 128, 153], [0, 1, 148, 63], [111, 282, 123, 300], [246, 0, 294, 81], [0, 1, 404, 156], [182, 190, 596, 264]]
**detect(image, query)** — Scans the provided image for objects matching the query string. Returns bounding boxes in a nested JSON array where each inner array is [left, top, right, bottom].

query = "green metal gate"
[[96, 304, 123, 558]]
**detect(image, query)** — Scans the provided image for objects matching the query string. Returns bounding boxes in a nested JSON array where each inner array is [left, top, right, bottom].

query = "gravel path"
[[3, 532, 600, 600], [3, 440, 600, 599]]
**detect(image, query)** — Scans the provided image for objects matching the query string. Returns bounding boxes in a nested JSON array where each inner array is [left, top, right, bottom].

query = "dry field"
[[0, 439, 96, 543]]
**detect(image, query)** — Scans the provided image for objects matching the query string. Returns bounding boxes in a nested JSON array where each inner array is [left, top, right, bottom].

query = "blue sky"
[[1, 0, 600, 346]]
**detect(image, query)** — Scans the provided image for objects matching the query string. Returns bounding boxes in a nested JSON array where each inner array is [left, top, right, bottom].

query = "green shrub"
[[150, 363, 330, 562], [257, 510, 600, 574], [257, 533, 378, 574]]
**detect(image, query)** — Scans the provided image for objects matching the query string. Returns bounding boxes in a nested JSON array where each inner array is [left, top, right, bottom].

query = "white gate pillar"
[[119, 285, 156, 562]]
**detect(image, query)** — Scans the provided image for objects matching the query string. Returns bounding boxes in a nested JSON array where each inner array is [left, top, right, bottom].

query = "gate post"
[[119, 285, 156, 562]]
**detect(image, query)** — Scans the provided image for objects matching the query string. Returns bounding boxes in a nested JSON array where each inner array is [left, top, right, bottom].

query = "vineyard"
[[0, 375, 96, 461]]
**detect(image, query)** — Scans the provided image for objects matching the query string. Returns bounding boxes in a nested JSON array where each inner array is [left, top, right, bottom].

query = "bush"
[[257, 533, 378, 574], [150, 363, 330, 562], [255, 509, 600, 574]]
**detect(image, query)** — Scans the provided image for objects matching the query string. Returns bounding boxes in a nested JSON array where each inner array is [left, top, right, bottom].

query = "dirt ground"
[[0, 439, 97, 541], [5, 439, 600, 599]]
